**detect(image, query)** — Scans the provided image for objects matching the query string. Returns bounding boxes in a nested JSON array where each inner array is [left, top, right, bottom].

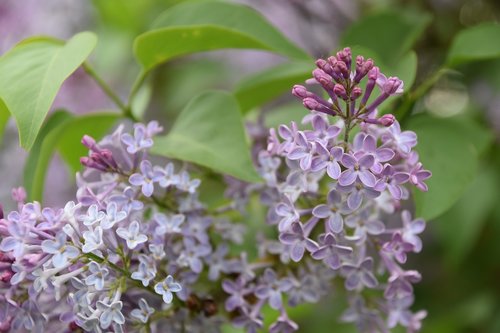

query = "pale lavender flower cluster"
[[0, 122, 249, 332], [254, 48, 430, 332]]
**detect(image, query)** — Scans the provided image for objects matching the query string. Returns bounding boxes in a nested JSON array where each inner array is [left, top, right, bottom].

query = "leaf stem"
[[83, 62, 138, 122]]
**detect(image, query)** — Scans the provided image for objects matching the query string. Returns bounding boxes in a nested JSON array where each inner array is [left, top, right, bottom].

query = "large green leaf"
[[447, 23, 500, 66], [58, 112, 121, 174], [152, 91, 261, 182], [341, 10, 431, 64], [435, 168, 498, 267], [408, 115, 493, 220], [134, 26, 273, 71], [151, 0, 309, 60], [134, 0, 309, 71], [235, 61, 312, 113], [0, 32, 97, 150], [24, 111, 74, 201]]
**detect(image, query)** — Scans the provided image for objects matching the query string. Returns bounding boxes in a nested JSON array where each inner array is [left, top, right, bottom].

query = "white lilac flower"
[[78, 204, 105, 226], [154, 275, 182, 304], [96, 299, 125, 329], [130, 298, 154, 323], [82, 226, 104, 253], [101, 202, 127, 230], [41, 232, 79, 268], [131, 255, 157, 287], [116, 221, 148, 249], [84, 262, 109, 290]]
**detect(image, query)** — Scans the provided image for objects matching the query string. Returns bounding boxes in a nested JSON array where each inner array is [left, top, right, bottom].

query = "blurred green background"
[[1, 0, 500, 332]]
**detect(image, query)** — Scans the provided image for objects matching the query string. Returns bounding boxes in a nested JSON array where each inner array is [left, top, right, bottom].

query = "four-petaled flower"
[[41, 232, 79, 268], [84, 262, 109, 290], [131, 298, 154, 323], [82, 226, 104, 253], [116, 221, 148, 249], [154, 275, 182, 304], [96, 299, 125, 329]]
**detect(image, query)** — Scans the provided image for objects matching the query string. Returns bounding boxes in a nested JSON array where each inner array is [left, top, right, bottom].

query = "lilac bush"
[[0, 48, 431, 333]]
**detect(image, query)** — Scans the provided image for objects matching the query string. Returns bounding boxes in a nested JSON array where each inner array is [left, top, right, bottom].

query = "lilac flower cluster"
[[0, 48, 432, 333], [0, 122, 250, 332], [251, 48, 430, 332]]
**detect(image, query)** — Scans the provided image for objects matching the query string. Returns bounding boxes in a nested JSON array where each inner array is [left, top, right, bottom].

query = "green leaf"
[[0, 100, 9, 143], [0, 32, 97, 150], [235, 61, 312, 113], [152, 0, 309, 60], [341, 10, 431, 63], [151, 91, 261, 183], [24, 111, 74, 202], [435, 168, 498, 266], [447, 23, 500, 66], [134, 0, 310, 71], [134, 26, 273, 71], [58, 113, 121, 174], [408, 115, 493, 220]]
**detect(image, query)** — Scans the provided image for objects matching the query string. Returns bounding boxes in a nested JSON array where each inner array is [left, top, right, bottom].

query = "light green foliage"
[[235, 62, 313, 113], [409, 115, 494, 221], [0, 32, 97, 150], [152, 91, 261, 183], [0, 99, 9, 143], [134, 0, 309, 71], [435, 168, 498, 267], [447, 23, 500, 66], [341, 10, 431, 64], [151, 0, 309, 60]]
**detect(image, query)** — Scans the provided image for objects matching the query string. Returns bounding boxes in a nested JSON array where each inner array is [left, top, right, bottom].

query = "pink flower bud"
[[383, 77, 404, 95], [351, 86, 363, 100], [333, 84, 348, 100], [292, 85, 308, 99], [378, 114, 396, 126], [313, 69, 334, 89], [11, 187, 26, 204]]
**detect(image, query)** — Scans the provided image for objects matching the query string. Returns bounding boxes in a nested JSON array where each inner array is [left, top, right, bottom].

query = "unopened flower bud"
[[81, 135, 98, 151], [11, 187, 26, 204], [313, 69, 334, 90], [303, 98, 336, 116], [354, 56, 374, 83], [350, 86, 362, 100], [333, 84, 348, 100], [378, 114, 396, 126], [334, 61, 350, 80], [383, 77, 404, 95], [315, 59, 334, 75], [336, 47, 352, 70], [292, 85, 308, 99]]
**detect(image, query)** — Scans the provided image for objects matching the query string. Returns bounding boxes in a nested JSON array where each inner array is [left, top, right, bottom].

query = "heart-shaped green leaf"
[[0, 32, 97, 150], [152, 91, 261, 183]]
